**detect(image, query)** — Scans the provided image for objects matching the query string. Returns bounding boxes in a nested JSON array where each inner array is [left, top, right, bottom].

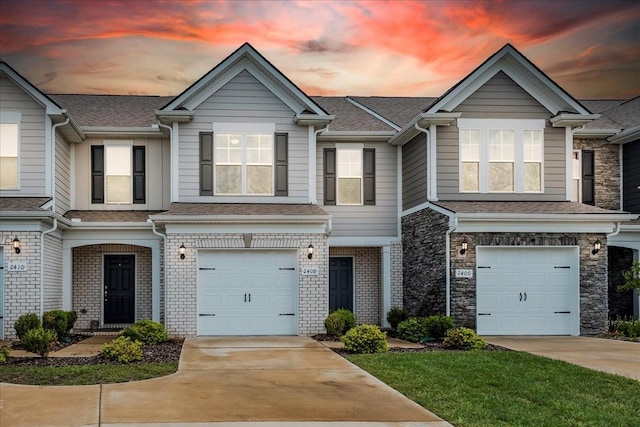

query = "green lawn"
[[0, 362, 178, 385], [347, 351, 640, 427]]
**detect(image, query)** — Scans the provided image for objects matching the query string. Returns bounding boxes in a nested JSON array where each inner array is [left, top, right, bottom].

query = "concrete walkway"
[[0, 336, 451, 426], [485, 336, 640, 380]]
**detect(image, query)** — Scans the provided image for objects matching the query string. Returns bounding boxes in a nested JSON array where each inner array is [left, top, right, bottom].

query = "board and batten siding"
[[54, 133, 71, 214], [316, 141, 399, 237], [74, 137, 169, 210], [402, 133, 428, 210], [436, 71, 566, 201], [178, 70, 310, 202], [0, 76, 46, 197]]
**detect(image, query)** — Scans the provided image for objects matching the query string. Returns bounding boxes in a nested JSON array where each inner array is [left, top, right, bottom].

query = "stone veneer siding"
[[390, 241, 403, 308], [450, 232, 609, 335], [402, 209, 448, 316], [165, 233, 328, 337], [574, 139, 621, 210], [607, 246, 635, 318], [72, 244, 153, 329]]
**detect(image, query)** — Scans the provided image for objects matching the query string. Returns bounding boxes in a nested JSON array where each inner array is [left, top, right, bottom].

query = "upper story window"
[[459, 119, 544, 194], [199, 123, 288, 197], [91, 142, 145, 204], [0, 112, 21, 190], [324, 144, 375, 206]]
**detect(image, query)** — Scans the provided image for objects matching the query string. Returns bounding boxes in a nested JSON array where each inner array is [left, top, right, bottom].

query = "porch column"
[[152, 240, 160, 322], [381, 245, 391, 327], [62, 246, 72, 310]]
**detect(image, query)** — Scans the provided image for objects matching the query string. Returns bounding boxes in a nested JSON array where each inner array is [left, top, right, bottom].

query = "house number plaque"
[[8, 262, 28, 272], [455, 269, 473, 278], [302, 266, 319, 276]]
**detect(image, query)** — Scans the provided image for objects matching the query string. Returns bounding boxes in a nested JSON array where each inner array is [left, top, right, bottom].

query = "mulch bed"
[[4, 339, 184, 367], [11, 334, 89, 352]]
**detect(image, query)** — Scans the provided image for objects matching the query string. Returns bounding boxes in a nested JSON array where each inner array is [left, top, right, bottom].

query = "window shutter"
[[581, 150, 595, 205], [274, 133, 288, 196], [363, 148, 375, 205], [200, 132, 213, 196], [132, 146, 145, 204], [91, 146, 104, 204], [324, 148, 336, 205]]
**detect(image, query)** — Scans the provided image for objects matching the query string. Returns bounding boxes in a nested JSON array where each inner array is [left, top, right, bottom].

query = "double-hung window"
[[324, 144, 375, 206], [91, 142, 145, 204], [459, 119, 544, 194], [0, 112, 21, 190], [337, 148, 362, 205]]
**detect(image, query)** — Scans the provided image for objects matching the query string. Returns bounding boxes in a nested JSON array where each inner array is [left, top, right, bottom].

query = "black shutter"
[[132, 146, 145, 204], [200, 132, 213, 196], [363, 148, 375, 205], [91, 146, 104, 204], [324, 148, 336, 205], [274, 133, 288, 196], [582, 150, 595, 205]]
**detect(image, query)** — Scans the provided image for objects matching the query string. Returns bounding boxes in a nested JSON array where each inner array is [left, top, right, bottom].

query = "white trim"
[[401, 200, 454, 218], [0, 63, 64, 115], [0, 114, 21, 191], [62, 246, 72, 310], [345, 97, 401, 131], [165, 223, 328, 235], [396, 144, 402, 237], [566, 126, 573, 201], [328, 236, 400, 247], [335, 143, 364, 206], [309, 125, 317, 204], [381, 245, 391, 328], [455, 220, 622, 234], [103, 141, 134, 205], [428, 123, 438, 200], [212, 122, 276, 134], [171, 122, 179, 202], [571, 149, 582, 203], [0, 112, 22, 122], [318, 131, 395, 142], [70, 143, 76, 209]]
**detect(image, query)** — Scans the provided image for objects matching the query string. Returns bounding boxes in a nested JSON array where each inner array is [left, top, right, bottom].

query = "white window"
[[458, 119, 544, 194], [572, 150, 581, 202], [0, 122, 19, 189], [105, 145, 131, 203], [214, 133, 273, 195], [337, 146, 363, 205]]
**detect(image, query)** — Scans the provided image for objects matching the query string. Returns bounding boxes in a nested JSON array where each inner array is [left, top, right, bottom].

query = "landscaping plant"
[[443, 327, 487, 350], [21, 327, 58, 358], [619, 260, 640, 292], [0, 344, 11, 363], [330, 308, 356, 334], [42, 310, 69, 340], [101, 336, 143, 363], [397, 317, 426, 342], [122, 319, 168, 345], [386, 306, 410, 330], [324, 312, 346, 336], [342, 324, 388, 354], [14, 313, 41, 340], [423, 315, 455, 340], [609, 317, 640, 339]]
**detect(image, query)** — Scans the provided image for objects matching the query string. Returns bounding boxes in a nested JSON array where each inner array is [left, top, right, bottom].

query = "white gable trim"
[[0, 64, 63, 115]]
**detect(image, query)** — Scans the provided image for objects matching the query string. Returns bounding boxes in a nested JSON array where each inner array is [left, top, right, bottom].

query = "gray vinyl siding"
[[402, 133, 428, 210], [317, 141, 398, 237], [436, 71, 566, 201], [178, 70, 309, 202], [0, 76, 46, 197], [54, 133, 71, 214]]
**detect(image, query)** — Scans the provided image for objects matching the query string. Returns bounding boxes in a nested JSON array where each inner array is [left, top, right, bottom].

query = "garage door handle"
[[554, 311, 571, 314], [520, 293, 522, 301], [279, 267, 295, 270], [554, 266, 570, 269], [478, 313, 491, 316], [279, 313, 295, 316], [524, 292, 527, 301], [478, 266, 491, 269], [199, 314, 216, 317], [199, 267, 216, 270]]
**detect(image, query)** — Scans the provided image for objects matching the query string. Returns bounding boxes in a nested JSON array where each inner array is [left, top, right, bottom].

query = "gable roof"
[[350, 96, 437, 128], [159, 43, 329, 118], [311, 96, 396, 132], [0, 61, 64, 115]]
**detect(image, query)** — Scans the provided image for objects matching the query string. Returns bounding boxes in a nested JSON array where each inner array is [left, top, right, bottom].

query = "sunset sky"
[[0, 0, 638, 99]]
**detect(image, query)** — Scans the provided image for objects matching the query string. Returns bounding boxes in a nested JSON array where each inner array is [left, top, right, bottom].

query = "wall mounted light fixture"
[[592, 240, 601, 255], [13, 237, 21, 254], [307, 244, 314, 260], [179, 243, 186, 260], [460, 241, 468, 256]]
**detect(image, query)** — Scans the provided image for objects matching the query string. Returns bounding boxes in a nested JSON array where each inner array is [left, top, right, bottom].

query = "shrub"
[[101, 336, 143, 363], [443, 327, 487, 350], [342, 324, 388, 354], [610, 317, 640, 338], [66, 310, 78, 332], [43, 310, 69, 339], [14, 313, 41, 340], [331, 308, 356, 334], [22, 327, 57, 358], [324, 312, 346, 336], [386, 306, 410, 330], [122, 320, 168, 345], [0, 344, 11, 364], [423, 315, 455, 340], [397, 318, 427, 342]]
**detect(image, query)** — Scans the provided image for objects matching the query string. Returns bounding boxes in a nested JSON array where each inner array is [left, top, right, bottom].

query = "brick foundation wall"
[[607, 246, 635, 318], [574, 139, 621, 210]]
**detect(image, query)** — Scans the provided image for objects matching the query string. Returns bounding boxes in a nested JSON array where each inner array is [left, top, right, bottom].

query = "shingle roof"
[[64, 210, 162, 222], [154, 203, 328, 216], [584, 97, 640, 130], [433, 201, 629, 215], [349, 97, 437, 128], [0, 197, 51, 211], [49, 94, 172, 127], [580, 99, 625, 113], [311, 97, 394, 132]]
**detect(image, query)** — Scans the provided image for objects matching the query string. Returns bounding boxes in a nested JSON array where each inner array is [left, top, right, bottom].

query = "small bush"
[[397, 318, 427, 342], [43, 310, 69, 339], [121, 320, 168, 345], [342, 324, 388, 354], [67, 310, 78, 332], [386, 306, 410, 330], [0, 344, 11, 363], [22, 327, 57, 358], [14, 313, 41, 340], [609, 317, 640, 338], [443, 327, 487, 350], [423, 315, 455, 340], [331, 308, 356, 334], [101, 336, 143, 363], [324, 312, 346, 336]]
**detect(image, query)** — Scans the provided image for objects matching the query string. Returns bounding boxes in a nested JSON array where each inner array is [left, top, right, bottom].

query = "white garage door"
[[197, 250, 298, 336], [476, 247, 579, 336]]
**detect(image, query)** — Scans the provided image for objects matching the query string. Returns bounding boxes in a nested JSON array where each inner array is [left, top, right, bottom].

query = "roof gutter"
[[317, 131, 395, 142], [389, 112, 460, 146], [608, 126, 640, 144], [147, 214, 331, 224]]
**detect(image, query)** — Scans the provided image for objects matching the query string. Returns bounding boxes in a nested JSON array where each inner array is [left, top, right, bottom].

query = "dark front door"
[[104, 255, 135, 324], [329, 257, 353, 312]]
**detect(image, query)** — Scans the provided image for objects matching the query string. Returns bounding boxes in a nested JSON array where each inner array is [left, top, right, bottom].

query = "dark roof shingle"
[[155, 203, 328, 216], [433, 201, 630, 215], [0, 197, 51, 211]]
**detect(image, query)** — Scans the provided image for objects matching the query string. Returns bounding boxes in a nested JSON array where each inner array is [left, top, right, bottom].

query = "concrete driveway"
[[1, 336, 450, 426], [485, 336, 640, 380]]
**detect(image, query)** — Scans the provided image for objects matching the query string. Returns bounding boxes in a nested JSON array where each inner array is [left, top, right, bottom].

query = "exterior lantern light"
[[179, 243, 186, 260], [307, 244, 314, 260], [592, 240, 601, 255], [13, 237, 21, 254], [460, 241, 468, 256]]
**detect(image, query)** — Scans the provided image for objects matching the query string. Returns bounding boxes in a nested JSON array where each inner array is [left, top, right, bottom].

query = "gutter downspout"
[[414, 123, 432, 200], [149, 219, 167, 326], [51, 114, 70, 209], [312, 125, 329, 205], [607, 222, 621, 239], [157, 121, 173, 203], [40, 218, 58, 317]]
